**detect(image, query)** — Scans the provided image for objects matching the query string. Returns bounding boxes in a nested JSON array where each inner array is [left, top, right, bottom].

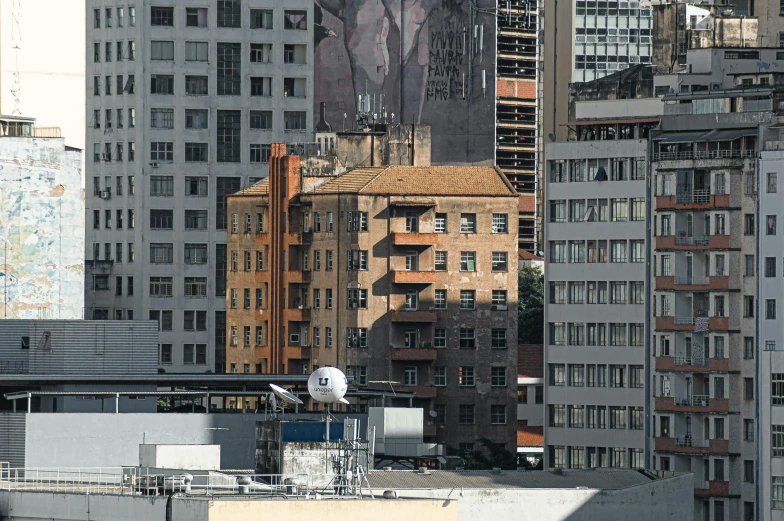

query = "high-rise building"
[[0, 116, 84, 320], [543, 70, 661, 469], [85, 0, 314, 373], [225, 145, 520, 450]]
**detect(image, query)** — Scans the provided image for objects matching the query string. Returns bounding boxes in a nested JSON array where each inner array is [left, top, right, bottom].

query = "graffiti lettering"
[[426, 25, 466, 102], [426, 80, 450, 101]]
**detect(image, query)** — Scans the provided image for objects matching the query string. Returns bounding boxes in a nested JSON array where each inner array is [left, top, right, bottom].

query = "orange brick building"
[[225, 144, 519, 452]]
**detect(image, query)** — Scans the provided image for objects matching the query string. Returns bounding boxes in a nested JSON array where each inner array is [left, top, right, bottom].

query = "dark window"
[[150, 6, 174, 26], [217, 110, 241, 162], [217, 0, 241, 28], [215, 244, 227, 296], [284, 10, 307, 30], [217, 43, 241, 95], [216, 177, 241, 229]]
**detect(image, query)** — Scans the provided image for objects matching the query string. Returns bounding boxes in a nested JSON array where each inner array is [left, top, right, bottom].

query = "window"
[[184, 243, 208, 265], [769, 215, 777, 235], [549, 364, 565, 386], [549, 405, 565, 427], [569, 364, 584, 387], [150, 243, 173, 264], [250, 43, 273, 63], [769, 172, 778, 193], [249, 144, 271, 163], [150, 108, 174, 129], [346, 288, 367, 309], [744, 254, 755, 277], [284, 111, 307, 131], [184, 210, 208, 230], [550, 323, 566, 346], [569, 240, 585, 263], [435, 251, 447, 271], [434, 290, 447, 310], [610, 282, 626, 304], [105, 42, 113, 62], [150, 74, 174, 95], [492, 214, 508, 233], [549, 200, 566, 223], [460, 290, 475, 310], [774, 374, 784, 405], [151, 6, 173, 26], [151, 41, 174, 61], [744, 214, 755, 235], [491, 367, 506, 387], [217, 0, 241, 27], [458, 366, 475, 386], [185, 143, 208, 162], [434, 328, 446, 348], [251, 76, 272, 97], [185, 75, 208, 95], [217, 110, 241, 162], [435, 213, 447, 233], [610, 240, 627, 262], [611, 198, 627, 221], [150, 210, 173, 230], [217, 43, 241, 96], [631, 198, 645, 221], [434, 367, 447, 386], [460, 213, 476, 233], [347, 250, 368, 271], [768, 299, 777, 320], [250, 110, 273, 130], [630, 282, 644, 305], [609, 406, 626, 429], [159, 344, 172, 364], [284, 10, 307, 30], [184, 311, 208, 331], [184, 277, 207, 298], [346, 328, 368, 348], [326, 251, 333, 270], [150, 142, 173, 162], [403, 366, 417, 386], [630, 240, 644, 263], [460, 252, 476, 271], [186, 7, 208, 27], [148, 276, 173, 298], [609, 324, 626, 346], [492, 290, 507, 309], [184, 177, 208, 197], [491, 328, 507, 348], [149, 310, 173, 331], [347, 366, 367, 386], [404, 290, 418, 310], [251, 9, 273, 29], [459, 328, 475, 348], [490, 405, 507, 425]]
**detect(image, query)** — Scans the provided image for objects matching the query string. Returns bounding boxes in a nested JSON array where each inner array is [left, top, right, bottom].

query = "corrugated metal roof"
[[653, 130, 709, 143], [695, 128, 757, 142], [365, 469, 658, 490]]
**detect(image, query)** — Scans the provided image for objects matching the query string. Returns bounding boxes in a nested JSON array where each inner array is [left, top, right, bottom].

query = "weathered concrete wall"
[[389, 473, 694, 521], [0, 139, 84, 320]]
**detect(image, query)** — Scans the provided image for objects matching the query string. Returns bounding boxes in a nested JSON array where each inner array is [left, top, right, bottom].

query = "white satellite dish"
[[269, 383, 304, 405], [308, 367, 349, 405]]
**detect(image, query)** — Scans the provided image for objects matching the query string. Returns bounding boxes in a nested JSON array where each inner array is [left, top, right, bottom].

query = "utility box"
[[139, 444, 220, 471], [369, 407, 442, 458]]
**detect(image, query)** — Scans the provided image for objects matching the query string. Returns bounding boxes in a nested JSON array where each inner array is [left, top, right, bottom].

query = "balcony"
[[391, 347, 438, 361], [655, 275, 730, 292], [390, 310, 438, 323], [654, 355, 729, 373], [392, 270, 439, 284], [655, 235, 730, 251], [653, 149, 756, 161], [286, 307, 311, 321], [392, 232, 438, 246], [655, 395, 730, 413], [655, 316, 729, 332], [287, 270, 312, 284], [654, 436, 729, 455], [656, 193, 730, 211], [289, 231, 313, 245], [694, 480, 730, 497], [393, 385, 437, 398]]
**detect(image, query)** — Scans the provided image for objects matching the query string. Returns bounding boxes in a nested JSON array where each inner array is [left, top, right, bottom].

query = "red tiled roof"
[[518, 194, 535, 213], [230, 178, 269, 197], [518, 250, 543, 261], [517, 425, 544, 447], [518, 344, 544, 379]]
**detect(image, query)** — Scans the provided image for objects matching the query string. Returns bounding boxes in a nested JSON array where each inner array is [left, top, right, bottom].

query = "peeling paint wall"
[[0, 138, 84, 320]]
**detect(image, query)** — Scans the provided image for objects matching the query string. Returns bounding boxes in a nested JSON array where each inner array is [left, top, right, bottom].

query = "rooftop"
[[518, 344, 544, 379], [518, 250, 543, 261], [231, 178, 270, 197], [517, 425, 544, 448], [364, 469, 668, 490], [518, 193, 535, 213], [311, 166, 518, 197]]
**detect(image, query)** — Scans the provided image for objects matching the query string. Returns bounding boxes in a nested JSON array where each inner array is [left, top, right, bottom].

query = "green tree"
[[518, 265, 544, 344]]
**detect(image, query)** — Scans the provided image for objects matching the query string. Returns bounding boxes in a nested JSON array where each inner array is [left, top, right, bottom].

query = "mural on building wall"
[[313, 0, 496, 165], [0, 142, 84, 320]]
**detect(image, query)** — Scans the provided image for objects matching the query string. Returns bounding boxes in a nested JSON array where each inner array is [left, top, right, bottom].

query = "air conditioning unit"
[[100, 190, 111, 200], [150, 161, 159, 168]]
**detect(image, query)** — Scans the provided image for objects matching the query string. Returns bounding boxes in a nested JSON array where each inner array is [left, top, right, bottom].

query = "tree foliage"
[[518, 265, 544, 344]]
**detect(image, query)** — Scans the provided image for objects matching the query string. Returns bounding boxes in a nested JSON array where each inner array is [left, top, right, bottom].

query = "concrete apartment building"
[[543, 67, 662, 471], [85, 0, 314, 373], [517, 343, 544, 464], [225, 145, 519, 451], [0, 115, 84, 320]]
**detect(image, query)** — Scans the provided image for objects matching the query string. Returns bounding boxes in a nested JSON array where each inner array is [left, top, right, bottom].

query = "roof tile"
[[230, 178, 270, 197], [518, 194, 535, 213], [517, 425, 544, 447], [518, 344, 544, 379]]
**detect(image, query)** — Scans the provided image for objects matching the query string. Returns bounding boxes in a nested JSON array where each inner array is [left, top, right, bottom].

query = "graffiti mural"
[[314, 0, 496, 165]]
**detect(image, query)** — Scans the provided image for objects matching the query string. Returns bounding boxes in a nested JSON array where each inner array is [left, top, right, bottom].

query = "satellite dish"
[[269, 383, 304, 405], [308, 367, 349, 405], [547, 133, 556, 142], [429, 410, 438, 418]]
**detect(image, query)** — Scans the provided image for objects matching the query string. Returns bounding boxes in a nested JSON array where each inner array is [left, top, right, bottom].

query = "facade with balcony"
[[649, 85, 770, 521], [225, 146, 519, 451]]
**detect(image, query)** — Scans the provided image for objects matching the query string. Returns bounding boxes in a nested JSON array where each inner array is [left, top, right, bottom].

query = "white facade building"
[[85, 0, 314, 373]]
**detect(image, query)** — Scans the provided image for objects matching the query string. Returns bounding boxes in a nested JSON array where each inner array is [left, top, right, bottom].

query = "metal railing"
[[674, 276, 710, 285], [0, 467, 346, 496], [675, 189, 710, 204], [674, 394, 710, 407], [674, 235, 710, 246], [674, 355, 708, 366], [654, 149, 756, 161], [674, 436, 708, 448]]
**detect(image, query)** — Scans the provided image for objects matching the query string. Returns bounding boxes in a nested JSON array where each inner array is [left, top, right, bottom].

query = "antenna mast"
[[10, 0, 22, 114]]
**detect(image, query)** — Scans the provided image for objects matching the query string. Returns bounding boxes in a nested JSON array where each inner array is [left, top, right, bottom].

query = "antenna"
[[10, 0, 22, 114], [269, 383, 304, 405]]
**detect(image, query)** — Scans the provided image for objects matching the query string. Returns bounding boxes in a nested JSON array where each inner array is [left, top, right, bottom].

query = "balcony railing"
[[674, 355, 708, 366], [654, 149, 756, 161], [674, 436, 708, 448], [674, 395, 710, 407], [674, 235, 710, 246], [674, 276, 710, 285], [675, 189, 710, 204]]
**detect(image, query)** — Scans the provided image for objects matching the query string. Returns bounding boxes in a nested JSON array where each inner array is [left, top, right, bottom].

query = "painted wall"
[[313, 0, 496, 165], [0, 138, 84, 320], [0, 1, 86, 150]]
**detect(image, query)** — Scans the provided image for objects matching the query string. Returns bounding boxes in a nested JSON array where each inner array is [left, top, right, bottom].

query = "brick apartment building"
[[225, 144, 519, 451]]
